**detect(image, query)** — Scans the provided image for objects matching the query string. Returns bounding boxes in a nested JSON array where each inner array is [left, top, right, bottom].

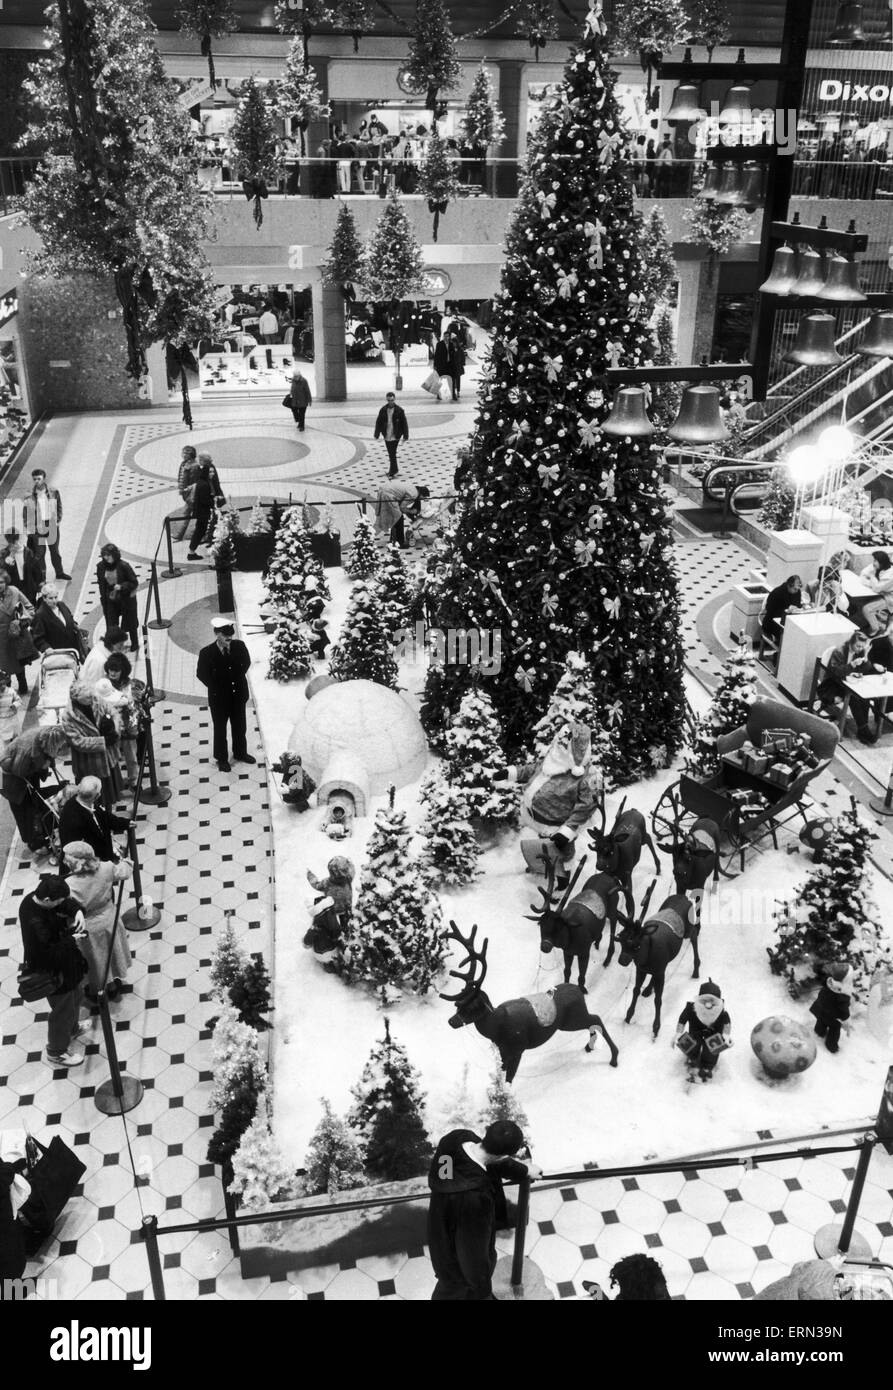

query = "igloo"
[[288, 679, 427, 795]]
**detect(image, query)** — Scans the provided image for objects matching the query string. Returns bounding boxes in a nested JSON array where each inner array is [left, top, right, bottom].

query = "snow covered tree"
[[176, 0, 237, 87], [758, 468, 796, 532], [531, 649, 616, 787], [268, 612, 312, 681], [403, 0, 460, 111], [418, 773, 481, 887], [231, 76, 281, 228], [422, 4, 686, 774], [461, 64, 505, 156], [686, 0, 729, 57], [275, 35, 330, 155], [516, 0, 559, 60], [341, 797, 447, 994], [209, 1002, 267, 1112], [345, 514, 379, 580], [247, 499, 270, 535], [320, 204, 364, 301], [210, 503, 241, 568], [442, 688, 518, 828], [228, 1107, 295, 1211], [372, 544, 413, 640], [769, 802, 892, 1004], [303, 1098, 367, 1195], [210, 915, 248, 1001], [265, 506, 329, 612], [640, 207, 677, 314], [330, 0, 375, 52], [207, 1072, 261, 1166], [418, 133, 459, 243], [362, 195, 426, 384], [229, 954, 273, 1030], [329, 580, 397, 689], [439, 1062, 476, 1131], [348, 1019, 433, 1179], [480, 1059, 530, 1133], [686, 635, 756, 775]]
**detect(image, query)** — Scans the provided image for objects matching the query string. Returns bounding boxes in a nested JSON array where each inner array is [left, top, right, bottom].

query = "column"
[[311, 276, 347, 402], [495, 60, 524, 199], [300, 58, 330, 199], [675, 251, 718, 364]]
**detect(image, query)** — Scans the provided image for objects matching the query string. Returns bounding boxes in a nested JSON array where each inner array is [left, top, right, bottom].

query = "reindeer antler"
[[589, 787, 607, 845], [611, 795, 628, 830], [526, 855, 558, 919], [555, 853, 588, 916], [440, 920, 489, 1001], [637, 878, 658, 927]]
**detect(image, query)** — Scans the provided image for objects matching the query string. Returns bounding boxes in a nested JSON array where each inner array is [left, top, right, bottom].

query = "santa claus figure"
[[505, 722, 601, 882]]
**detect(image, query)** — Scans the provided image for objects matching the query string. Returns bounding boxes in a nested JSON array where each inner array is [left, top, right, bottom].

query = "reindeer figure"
[[616, 880, 702, 1037], [655, 792, 732, 895], [440, 920, 619, 1083], [588, 792, 661, 917], [527, 855, 623, 988]]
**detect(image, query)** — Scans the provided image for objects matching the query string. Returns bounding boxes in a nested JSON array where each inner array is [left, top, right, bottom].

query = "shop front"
[[0, 289, 32, 475]]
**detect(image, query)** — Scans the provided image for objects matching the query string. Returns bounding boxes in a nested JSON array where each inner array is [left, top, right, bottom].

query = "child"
[[810, 962, 853, 1054], [675, 980, 732, 1082], [303, 856, 355, 965], [0, 672, 22, 752]]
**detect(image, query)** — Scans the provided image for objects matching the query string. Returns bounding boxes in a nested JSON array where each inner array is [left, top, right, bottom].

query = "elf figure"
[[505, 722, 601, 883], [675, 980, 732, 1083], [810, 963, 853, 1054]]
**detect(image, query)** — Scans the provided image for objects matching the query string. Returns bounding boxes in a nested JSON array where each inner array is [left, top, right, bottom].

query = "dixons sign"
[[819, 79, 893, 105]]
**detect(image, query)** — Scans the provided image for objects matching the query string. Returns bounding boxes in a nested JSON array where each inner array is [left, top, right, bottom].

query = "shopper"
[[79, 627, 128, 689], [761, 574, 803, 644], [0, 725, 69, 853], [94, 652, 145, 787], [60, 679, 124, 808], [373, 391, 409, 478], [289, 366, 312, 432], [1, 529, 45, 605], [173, 445, 199, 542], [196, 617, 255, 774], [63, 841, 132, 1001], [258, 305, 280, 343], [0, 671, 21, 753], [850, 550, 893, 635], [58, 775, 131, 863], [432, 334, 451, 398], [582, 1254, 672, 1301], [18, 874, 88, 1069], [95, 544, 139, 654], [446, 331, 466, 401], [186, 464, 215, 560], [24, 468, 70, 580], [30, 584, 87, 659], [0, 568, 35, 694], [427, 1121, 540, 1300], [817, 630, 884, 744]]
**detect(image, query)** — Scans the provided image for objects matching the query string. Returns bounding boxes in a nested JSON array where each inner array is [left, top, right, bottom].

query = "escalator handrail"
[[742, 350, 862, 449], [759, 316, 869, 407], [750, 357, 892, 460], [701, 458, 786, 501]]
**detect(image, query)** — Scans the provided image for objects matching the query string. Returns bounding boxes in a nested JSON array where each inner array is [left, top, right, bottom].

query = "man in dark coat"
[[59, 776, 130, 862], [196, 618, 256, 773], [0, 530, 45, 605], [19, 874, 88, 1068], [427, 1121, 539, 1300], [373, 392, 409, 478], [289, 368, 312, 431], [24, 468, 70, 580]]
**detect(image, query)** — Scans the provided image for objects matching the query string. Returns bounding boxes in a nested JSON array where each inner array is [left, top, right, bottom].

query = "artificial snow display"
[[344, 514, 379, 580], [750, 1016, 817, 1081], [289, 679, 427, 795], [372, 544, 414, 641], [348, 1019, 433, 1179], [303, 1098, 367, 1195], [442, 688, 517, 828], [328, 580, 398, 689], [228, 1105, 295, 1211], [264, 505, 329, 615], [418, 773, 481, 887]]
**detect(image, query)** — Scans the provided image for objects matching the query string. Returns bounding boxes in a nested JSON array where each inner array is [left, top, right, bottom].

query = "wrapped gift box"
[[743, 750, 770, 775], [676, 1032, 698, 1057], [768, 762, 794, 787], [705, 1034, 732, 1054], [722, 750, 747, 769]]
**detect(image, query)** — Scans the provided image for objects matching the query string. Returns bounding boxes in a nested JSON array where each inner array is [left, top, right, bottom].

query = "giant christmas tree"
[[422, 1, 686, 779]]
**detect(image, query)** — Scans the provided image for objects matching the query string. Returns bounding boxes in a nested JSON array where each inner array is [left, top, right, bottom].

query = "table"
[[841, 569, 877, 600], [840, 672, 893, 737], [777, 611, 856, 704]]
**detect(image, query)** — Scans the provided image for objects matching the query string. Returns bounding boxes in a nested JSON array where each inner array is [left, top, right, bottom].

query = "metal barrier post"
[[162, 515, 182, 578], [141, 624, 165, 705], [121, 823, 162, 931], [138, 700, 171, 807], [222, 1160, 242, 1255], [146, 561, 172, 630], [510, 1175, 530, 1289], [94, 986, 144, 1114], [141, 1215, 167, 1300], [814, 1132, 877, 1260]]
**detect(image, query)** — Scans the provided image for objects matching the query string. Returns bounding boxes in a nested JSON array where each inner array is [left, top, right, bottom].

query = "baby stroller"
[[36, 650, 81, 727], [26, 776, 77, 866]]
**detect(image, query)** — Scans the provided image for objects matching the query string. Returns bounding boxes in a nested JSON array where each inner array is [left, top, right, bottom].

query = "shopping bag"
[[282, 394, 293, 409], [421, 370, 442, 395], [18, 1136, 86, 1236]]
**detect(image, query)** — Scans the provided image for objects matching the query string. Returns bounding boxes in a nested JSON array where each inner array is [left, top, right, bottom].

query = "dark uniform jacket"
[[59, 798, 129, 862], [196, 639, 251, 707], [19, 890, 86, 992], [427, 1129, 527, 1300]]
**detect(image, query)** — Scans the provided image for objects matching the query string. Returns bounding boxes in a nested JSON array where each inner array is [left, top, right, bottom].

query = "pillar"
[[675, 252, 719, 364], [495, 60, 524, 199], [311, 276, 347, 401], [300, 58, 330, 198]]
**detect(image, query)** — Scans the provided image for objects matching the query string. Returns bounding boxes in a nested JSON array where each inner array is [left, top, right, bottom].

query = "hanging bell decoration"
[[738, 162, 767, 210], [784, 313, 845, 366], [718, 83, 752, 125], [666, 81, 707, 123], [601, 387, 655, 439], [714, 164, 745, 205], [667, 386, 728, 444], [826, 2, 865, 45], [698, 163, 724, 200], [759, 244, 798, 295], [789, 247, 827, 297], [860, 311, 893, 359], [813, 254, 867, 305]]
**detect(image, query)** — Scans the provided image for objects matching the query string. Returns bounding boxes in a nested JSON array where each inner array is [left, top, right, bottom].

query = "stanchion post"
[[141, 1215, 167, 1301], [814, 1133, 877, 1260], [510, 1175, 530, 1290], [222, 1160, 242, 1255], [122, 823, 162, 931], [147, 561, 172, 630], [94, 986, 144, 1114], [162, 515, 182, 579], [141, 624, 166, 705], [138, 702, 171, 807]]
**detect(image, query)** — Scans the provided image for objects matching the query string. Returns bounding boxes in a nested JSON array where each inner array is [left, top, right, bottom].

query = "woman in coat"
[[0, 568, 35, 694], [31, 584, 87, 659], [94, 651, 145, 787], [59, 679, 124, 808], [432, 335, 451, 398], [63, 840, 132, 1000], [95, 543, 139, 654], [445, 332, 466, 401], [0, 723, 69, 852], [186, 464, 215, 561]]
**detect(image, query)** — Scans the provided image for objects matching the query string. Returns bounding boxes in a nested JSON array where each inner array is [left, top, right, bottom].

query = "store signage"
[[819, 79, 893, 105], [0, 290, 17, 330], [421, 268, 452, 296]]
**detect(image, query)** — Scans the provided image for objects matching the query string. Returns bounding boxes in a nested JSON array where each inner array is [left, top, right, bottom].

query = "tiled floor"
[[1, 402, 891, 1301]]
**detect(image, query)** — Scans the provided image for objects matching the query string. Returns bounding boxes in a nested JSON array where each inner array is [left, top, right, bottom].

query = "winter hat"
[[699, 980, 722, 999], [826, 963, 854, 996], [482, 1120, 525, 1157], [569, 722, 591, 778], [327, 856, 354, 883], [34, 875, 70, 903]]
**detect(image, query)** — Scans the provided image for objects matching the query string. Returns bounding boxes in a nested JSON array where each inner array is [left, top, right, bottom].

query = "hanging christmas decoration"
[[175, 0, 237, 89], [230, 76, 281, 229]]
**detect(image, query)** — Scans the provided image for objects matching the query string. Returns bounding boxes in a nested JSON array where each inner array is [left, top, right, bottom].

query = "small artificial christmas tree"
[[418, 133, 459, 243], [229, 954, 273, 1030], [230, 76, 281, 228], [373, 544, 414, 641], [531, 649, 615, 787], [210, 503, 241, 568], [264, 506, 329, 613], [268, 612, 312, 681], [341, 794, 448, 993], [418, 773, 481, 887], [247, 498, 271, 535], [348, 1019, 433, 1180], [461, 63, 505, 156], [303, 1098, 367, 1194], [209, 1002, 267, 1111], [757, 467, 796, 532], [442, 688, 518, 827], [640, 207, 677, 314], [480, 1059, 530, 1133], [210, 914, 248, 1001], [439, 1062, 476, 1131], [328, 580, 398, 689], [648, 304, 683, 431], [403, 0, 460, 111], [228, 1106, 295, 1211], [320, 204, 365, 301], [516, 0, 559, 59], [276, 35, 330, 154], [345, 514, 380, 579], [768, 801, 892, 1003], [176, 0, 237, 87], [206, 1072, 261, 1166], [685, 635, 756, 775]]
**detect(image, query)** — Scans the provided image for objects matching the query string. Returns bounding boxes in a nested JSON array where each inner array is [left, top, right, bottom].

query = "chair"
[[807, 644, 836, 713], [756, 601, 780, 669]]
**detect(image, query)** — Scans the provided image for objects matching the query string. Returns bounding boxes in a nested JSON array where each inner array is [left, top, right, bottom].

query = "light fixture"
[[787, 444, 828, 487], [817, 425, 855, 460]]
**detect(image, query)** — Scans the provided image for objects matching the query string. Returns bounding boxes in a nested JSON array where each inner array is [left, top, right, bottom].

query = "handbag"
[[282, 393, 293, 409], [18, 1135, 87, 1237], [13, 622, 39, 665], [421, 370, 441, 395], [17, 965, 61, 1002]]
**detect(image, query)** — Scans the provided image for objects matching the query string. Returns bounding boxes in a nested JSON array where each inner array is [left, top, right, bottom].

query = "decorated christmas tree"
[[480, 1059, 530, 1132], [461, 64, 506, 156], [210, 915, 248, 1001], [442, 688, 518, 827], [757, 467, 796, 532], [362, 194, 425, 381], [265, 506, 329, 613], [648, 304, 683, 431], [210, 503, 241, 568], [228, 1105, 295, 1210], [685, 0, 729, 56], [403, 0, 460, 111], [531, 649, 615, 786], [345, 514, 380, 579], [276, 35, 330, 154], [303, 1098, 367, 1195], [229, 954, 273, 1030], [418, 134, 459, 243], [348, 1019, 433, 1179], [418, 773, 481, 887], [320, 204, 365, 301], [329, 580, 398, 689], [268, 612, 312, 681], [422, 2, 686, 776], [640, 208, 677, 313], [372, 544, 414, 640], [768, 802, 892, 1003], [247, 499, 271, 535], [209, 1002, 267, 1112], [686, 635, 756, 775], [230, 76, 281, 228], [341, 795, 447, 993], [516, 0, 559, 60], [176, 0, 237, 87]]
